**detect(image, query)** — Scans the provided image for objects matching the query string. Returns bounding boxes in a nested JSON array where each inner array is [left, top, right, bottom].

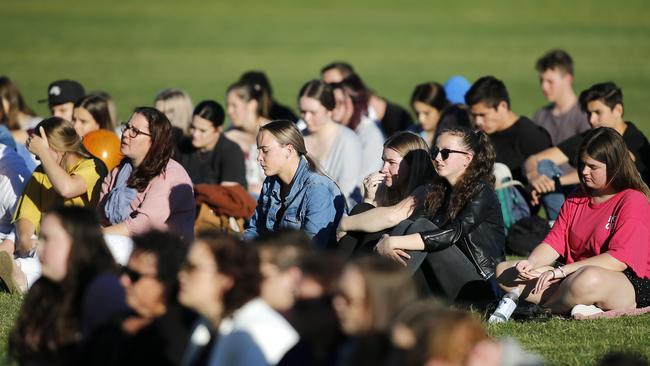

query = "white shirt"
[[215, 298, 299, 365]]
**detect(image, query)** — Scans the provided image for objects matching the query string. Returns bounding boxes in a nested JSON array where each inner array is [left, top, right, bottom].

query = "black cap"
[[39, 80, 85, 107]]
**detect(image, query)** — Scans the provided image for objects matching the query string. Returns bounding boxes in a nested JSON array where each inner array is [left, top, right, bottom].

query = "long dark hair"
[[9, 206, 116, 361], [410, 82, 450, 113], [127, 107, 174, 192], [425, 126, 496, 221], [383, 132, 436, 205], [0, 76, 36, 130], [75, 94, 114, 131], [577, 127, 650, 201], [338, 74, 370, 131]]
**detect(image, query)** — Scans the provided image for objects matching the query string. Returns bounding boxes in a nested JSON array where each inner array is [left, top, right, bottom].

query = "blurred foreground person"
[[181, 231, 298, 365], [333, 256, 418, 366], [9, 206, 126, 366], [82, 230, 193, 366]]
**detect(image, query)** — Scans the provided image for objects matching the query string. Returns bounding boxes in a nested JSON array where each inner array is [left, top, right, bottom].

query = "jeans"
[[537, 160, 567, 221]]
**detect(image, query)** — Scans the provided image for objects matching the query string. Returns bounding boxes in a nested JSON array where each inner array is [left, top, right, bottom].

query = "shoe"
[[571, 304, 604, 317], [0, 251, 18, 294]]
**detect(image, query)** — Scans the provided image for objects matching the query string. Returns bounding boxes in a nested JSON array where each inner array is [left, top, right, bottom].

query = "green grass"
[[0, 290, 649, 365], [488, 314, 650, 365], [0, 293, 22, 366], [2, 1, 650, 364], [0, 0, 649, 136]]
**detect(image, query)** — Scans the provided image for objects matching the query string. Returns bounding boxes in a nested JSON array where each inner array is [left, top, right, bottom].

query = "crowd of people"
[[0, 48, 649, 365]]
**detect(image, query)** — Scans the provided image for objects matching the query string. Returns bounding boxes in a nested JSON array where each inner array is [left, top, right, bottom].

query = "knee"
[[566, 266, 603, 297]]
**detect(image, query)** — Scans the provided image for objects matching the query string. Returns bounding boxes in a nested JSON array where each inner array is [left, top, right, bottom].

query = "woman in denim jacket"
[[243, 120, 345, 249]]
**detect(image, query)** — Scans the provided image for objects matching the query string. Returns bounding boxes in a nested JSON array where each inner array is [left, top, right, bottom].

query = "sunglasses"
[[121, 266, 156, 283], [121, 123, 151, 138], [432, 147, 470, 161]]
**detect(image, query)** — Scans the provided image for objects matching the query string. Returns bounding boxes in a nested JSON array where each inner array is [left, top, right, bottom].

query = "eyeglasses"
[[432, 147, 470, 161], [121, 124, 151, 138], [121, 265, 156, 283]]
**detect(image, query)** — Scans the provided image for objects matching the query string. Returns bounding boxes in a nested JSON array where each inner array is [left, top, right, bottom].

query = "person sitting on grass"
[[8, 206, 126, 366], [242, 120, 345, 249], [374, 126, 505, 305], [336, 132, 436, 256], [496, 127, 650, 316]]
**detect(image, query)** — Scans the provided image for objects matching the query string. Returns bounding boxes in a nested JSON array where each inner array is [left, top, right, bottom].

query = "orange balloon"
[[83, 129, 123, 171]]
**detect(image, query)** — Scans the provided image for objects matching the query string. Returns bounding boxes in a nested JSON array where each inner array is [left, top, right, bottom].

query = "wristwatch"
[[553, 174, 562, 192]]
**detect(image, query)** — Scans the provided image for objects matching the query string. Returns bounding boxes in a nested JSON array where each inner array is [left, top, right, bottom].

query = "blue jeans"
[[537, 160, 572, 220]]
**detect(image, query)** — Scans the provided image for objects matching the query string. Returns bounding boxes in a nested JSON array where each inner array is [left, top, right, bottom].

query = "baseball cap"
[[39, 80, 85, 107]]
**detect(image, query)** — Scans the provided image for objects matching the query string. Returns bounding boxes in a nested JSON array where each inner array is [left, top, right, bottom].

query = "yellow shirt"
[[13, 158, 103, 234]]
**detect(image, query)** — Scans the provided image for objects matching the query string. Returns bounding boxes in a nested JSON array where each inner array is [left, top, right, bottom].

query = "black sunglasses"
[[432, 147, 470, 161], [121, 266, 156, 283]]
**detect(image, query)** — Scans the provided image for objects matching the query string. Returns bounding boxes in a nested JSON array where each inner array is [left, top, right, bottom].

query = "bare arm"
[[339, 195, 416, 233], [14, 219, 37, 256], [27, 128, 88, 198], [102, 222, 130, 236]]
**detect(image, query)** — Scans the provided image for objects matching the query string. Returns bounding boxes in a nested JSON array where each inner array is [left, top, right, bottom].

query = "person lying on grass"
[[496, 127, 650, 316]]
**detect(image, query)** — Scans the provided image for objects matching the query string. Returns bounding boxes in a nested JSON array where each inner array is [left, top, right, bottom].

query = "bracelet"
[[547, 270, 555, 279], [557, 266, 567, 278]]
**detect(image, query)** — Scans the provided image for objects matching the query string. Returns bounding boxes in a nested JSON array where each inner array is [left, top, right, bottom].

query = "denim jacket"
[[243, 157, 346, 249]]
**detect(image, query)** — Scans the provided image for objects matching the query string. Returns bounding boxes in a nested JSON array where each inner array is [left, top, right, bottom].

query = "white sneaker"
[[571, 304, 604, 317]]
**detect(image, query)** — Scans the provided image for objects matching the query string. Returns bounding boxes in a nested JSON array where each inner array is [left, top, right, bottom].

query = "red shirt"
[[544, 189, 650, 279]]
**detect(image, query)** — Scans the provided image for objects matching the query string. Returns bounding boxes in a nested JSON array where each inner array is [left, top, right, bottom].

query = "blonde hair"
[[258, 120, 323, 175], [36, 117, 89, 158], [154, 88, 193, 133]]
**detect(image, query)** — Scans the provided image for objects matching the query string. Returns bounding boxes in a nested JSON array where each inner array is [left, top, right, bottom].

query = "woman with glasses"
[[7, 117, 105, 292], [8, 206, 126, 366], [97, 107, 195, 242], [375, 126, 505, 305]]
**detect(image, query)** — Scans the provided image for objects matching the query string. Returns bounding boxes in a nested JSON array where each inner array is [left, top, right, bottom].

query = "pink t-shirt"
[[544, 189, 650, 279], [98, 159, 196, 242]]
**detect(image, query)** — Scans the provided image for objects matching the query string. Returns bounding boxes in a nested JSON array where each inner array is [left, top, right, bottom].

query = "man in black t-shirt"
[[465, 76, 552, 184], [523, 82, 650, 219]]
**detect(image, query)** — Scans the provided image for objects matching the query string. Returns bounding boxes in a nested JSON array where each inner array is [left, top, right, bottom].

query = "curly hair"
[[126, 107, 174, 192], [425, 126, 496, 221], [196, 231, 261, 317]]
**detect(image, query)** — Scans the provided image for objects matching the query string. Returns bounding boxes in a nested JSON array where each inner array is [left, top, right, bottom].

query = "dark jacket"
[[419, 181, 505, 279]]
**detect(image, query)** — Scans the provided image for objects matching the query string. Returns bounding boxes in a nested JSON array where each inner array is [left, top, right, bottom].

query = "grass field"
[[2, 1, 650, 365], [1, 0, 650, 136]]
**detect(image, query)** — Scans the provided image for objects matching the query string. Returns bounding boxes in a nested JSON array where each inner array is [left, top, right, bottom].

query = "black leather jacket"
[[419, 181, 505, 279]]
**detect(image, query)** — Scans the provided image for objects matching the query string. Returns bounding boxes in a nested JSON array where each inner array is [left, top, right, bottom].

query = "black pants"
[[337, 203, 390, 258], [391, 218, 496, 304]]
